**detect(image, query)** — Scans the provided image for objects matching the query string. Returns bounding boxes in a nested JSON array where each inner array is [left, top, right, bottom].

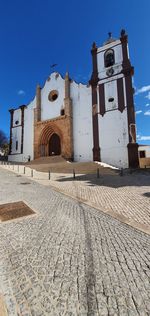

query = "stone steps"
[[25, 156, 117, 175]]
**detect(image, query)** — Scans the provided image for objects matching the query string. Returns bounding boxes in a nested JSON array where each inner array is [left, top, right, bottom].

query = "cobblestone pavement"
[[39, 171, 150, 232], [2, 165, 150, 232], [0, 167, 150, 316]]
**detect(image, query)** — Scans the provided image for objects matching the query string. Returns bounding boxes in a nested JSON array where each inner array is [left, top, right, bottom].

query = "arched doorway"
[[49, 133, 61, 156]]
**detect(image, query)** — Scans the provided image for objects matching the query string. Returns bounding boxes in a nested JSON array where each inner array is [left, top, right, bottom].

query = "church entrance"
[[49, 133, 61, 156]]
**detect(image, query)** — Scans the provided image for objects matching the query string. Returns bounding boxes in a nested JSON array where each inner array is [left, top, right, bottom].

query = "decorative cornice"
[[89, 41, 99, 85], [19, 105, 27, 110], [122, 66, 134, 76], [35, 115, 67, 126], [9, 109, 14, 113], [91, 42, 97, 54], [120, 29, 128, 43], [11, 125, 22, 129]]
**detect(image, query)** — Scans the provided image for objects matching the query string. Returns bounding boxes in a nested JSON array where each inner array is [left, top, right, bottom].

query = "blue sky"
[[0, 0, 149, 144]]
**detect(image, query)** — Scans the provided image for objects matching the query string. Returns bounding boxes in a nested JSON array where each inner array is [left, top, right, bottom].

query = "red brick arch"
[[38, 123, 63, 157], [34, 116, 73, 160], [40, 124, 63, 145]]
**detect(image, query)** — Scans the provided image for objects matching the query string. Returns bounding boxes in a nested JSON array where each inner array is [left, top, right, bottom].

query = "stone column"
[[89, 42, 100, 161], [35, 84, 41, 122], [64, 72, 72, 117], [64, 72, 73, 160]]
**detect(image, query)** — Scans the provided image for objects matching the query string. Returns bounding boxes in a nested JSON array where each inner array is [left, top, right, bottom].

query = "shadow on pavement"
[[56, 170, 150, 189]]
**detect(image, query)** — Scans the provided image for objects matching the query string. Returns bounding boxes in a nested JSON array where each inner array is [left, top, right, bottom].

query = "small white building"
[[8, 30, 139, 168], [138, 145, 150, 158], [138, 145, 150, 168]]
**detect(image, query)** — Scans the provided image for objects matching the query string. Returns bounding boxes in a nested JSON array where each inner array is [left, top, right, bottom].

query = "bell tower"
[[90, 29, 139, 168]]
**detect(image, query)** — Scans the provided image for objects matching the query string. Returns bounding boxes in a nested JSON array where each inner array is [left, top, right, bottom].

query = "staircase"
[[25, 156, 117, 175], [25, 155, 65, 165]]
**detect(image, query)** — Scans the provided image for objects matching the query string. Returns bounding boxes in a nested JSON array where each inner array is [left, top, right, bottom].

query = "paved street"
[[48, 171, 150, 234], [0, 167, 150, 316], [3, 163, 150, 234]]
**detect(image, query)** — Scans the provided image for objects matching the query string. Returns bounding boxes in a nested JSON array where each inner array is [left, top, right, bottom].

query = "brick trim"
[[92, 85, 100, 161], [120, 30, 139, 168], [89, 43, 100, 161], [89, 43, 99, 85], [99, 84, 105, 116], [125, 71, 139, 168], [117, 78, 125, 112]]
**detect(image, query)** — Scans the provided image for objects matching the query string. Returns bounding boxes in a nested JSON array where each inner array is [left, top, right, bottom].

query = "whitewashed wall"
[[8, 154, 24, 162], [98, 108, 129, 168], [98, 75, 129, 168], [11, 126, 22, 154], [23, 97, 36, 161], [71, 82, 93, 161], [41, 73, 65, 121], [104, 80, 118, 111], [13, 109, 21, 126], [9, 108, 22, 159], [8, 98, 35, 162]]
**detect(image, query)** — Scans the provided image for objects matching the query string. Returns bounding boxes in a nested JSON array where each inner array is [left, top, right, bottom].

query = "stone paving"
[[48, 171, 150, 232], [0, 167, 150, 315], [3, 163, 150, 233]]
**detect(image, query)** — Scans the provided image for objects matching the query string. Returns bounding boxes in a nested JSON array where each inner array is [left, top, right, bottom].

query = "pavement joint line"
[[0, 165, 150, 236]]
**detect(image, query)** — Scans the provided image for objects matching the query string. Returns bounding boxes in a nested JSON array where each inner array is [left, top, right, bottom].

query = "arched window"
[[104, 49, 115, 68]]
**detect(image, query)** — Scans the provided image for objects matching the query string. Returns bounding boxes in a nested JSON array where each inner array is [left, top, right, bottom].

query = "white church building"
[[8, 30, 139, 168]]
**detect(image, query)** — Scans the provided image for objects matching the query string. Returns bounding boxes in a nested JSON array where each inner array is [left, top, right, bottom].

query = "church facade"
[[8, 30, 139, 168]]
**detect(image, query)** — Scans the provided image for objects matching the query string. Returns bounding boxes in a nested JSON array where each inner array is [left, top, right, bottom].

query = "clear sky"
[[0, 0, 149, 144]]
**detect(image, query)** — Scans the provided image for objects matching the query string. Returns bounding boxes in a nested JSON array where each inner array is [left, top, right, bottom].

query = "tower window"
[[60, 109, 65, 115], [16, 141, 18, 151], [104, 49, 115, 68], [139, 151, 146, 158], [108, 97, 114, 102]]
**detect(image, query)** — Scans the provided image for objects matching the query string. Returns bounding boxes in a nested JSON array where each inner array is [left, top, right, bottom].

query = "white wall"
[[8, 98, 36, 162], [13, 109, 21, 127], [97, 40, 123, 80], [11, 126, 22, 154], [23, 97, 36, 161], [41, 73, 65, 121], [104, 80, 118, 111], [8, 154, 24, 162], [98, 108, 129, 168], [71, 82, 93, 161]]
